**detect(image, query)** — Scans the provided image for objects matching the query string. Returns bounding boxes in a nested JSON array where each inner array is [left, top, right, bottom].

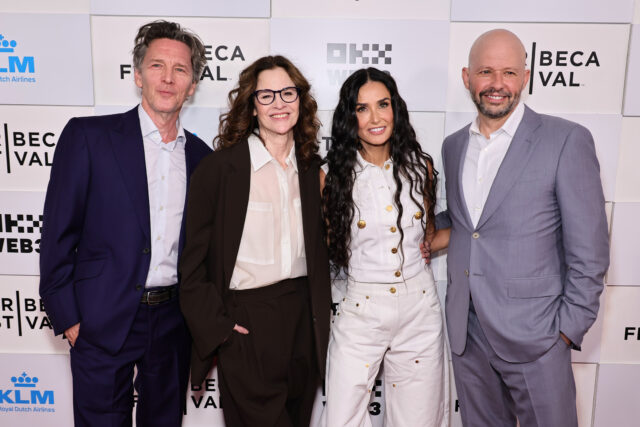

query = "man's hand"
[[420, 240, 432, 265], [65, 323, 80, 347]]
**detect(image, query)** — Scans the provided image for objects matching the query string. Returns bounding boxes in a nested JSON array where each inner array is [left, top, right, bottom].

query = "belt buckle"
[[146, 289, 164, 305]]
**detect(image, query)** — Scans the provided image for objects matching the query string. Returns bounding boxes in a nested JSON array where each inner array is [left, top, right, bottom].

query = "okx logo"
[[0, 372, 55, 413], [0, 34, 36, 83], [327, 43, 392, 66], [0, 213, 43, 254], [326, 43, 393, 85], [528, 41, 600, 94]]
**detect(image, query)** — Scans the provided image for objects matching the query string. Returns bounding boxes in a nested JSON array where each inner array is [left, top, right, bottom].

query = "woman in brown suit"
[[179, 55, 331, 427]]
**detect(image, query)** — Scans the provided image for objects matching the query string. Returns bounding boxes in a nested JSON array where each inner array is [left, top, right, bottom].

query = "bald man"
[[441, 29, 609, 426]]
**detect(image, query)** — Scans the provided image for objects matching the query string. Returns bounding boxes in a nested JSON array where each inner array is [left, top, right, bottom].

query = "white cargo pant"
[[324, 267, 449, 427]]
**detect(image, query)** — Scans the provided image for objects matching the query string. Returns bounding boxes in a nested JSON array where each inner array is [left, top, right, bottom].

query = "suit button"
[[414, 211, 423, 220], [389, 287, 397, 294], [384, 164, 390, 170], [142, 248, 150, 254], [135, 284, 142, 291], [390, 226, 397, 233], [391, 248, 398, 254], [472, 232, 480, 239], [394, 271, 401, 277], [357, 220, 366, 229], [385, 205, 393, 212], [464, 269, 469, 277]]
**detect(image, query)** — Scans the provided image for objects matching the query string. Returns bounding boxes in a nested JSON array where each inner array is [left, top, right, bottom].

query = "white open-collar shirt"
[[462, 102, 525, 228], [229, 134, 307, 290], [138, 105, 187, 288]]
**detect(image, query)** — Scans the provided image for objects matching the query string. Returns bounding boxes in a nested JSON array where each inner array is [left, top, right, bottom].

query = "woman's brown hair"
[[214, 55, 321, 169]]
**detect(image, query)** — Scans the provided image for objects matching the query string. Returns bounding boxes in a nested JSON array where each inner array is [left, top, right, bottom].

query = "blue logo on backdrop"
[[0, 372, 55, 414], [0, 34, 36, 83]]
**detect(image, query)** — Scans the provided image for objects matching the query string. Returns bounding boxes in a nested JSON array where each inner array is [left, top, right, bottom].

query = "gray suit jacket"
[[442, 105, 609, 363]]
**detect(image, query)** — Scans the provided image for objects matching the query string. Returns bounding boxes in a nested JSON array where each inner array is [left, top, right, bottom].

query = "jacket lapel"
[[223, 141, 251, 285], [450, 127, 474, 230], [476, 106, 542, 229], [110, 107, 151, 240], [298, 158, 320, 280], [178, 132, 204, 258]]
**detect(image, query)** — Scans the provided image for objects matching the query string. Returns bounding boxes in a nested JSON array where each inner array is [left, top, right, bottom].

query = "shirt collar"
[[470, 102, 525, 139], [248, 133, 298, 173], [355, 150, 392, 172], [138, 104, 186, 151]]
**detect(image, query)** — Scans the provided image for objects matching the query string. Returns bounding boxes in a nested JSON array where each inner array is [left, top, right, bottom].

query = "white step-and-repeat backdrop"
[[1, 1, 640, 425]]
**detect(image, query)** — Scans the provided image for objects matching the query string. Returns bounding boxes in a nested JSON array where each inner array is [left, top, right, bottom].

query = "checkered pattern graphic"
[[4, 214, 43, 234]]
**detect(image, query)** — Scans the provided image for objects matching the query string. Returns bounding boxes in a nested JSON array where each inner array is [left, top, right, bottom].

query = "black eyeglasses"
[[253, 86, 300, 105]]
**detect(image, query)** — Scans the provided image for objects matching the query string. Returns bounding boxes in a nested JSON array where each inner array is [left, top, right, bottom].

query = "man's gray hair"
[[132, 20, 207, 84]]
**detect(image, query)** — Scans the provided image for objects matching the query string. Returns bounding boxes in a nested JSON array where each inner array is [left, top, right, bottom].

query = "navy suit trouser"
[[70, 294, 191, 427]]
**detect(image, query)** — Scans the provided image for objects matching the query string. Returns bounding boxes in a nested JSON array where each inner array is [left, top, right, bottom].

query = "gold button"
[[423, 290, 426, 294], [390, 226, 397, 233], [392, 383, 396, 387], [357, 220, 366, 229], [464, 269, 469, 277], [365, 296, 370, 299], [414, 211, 423, 219], [390, 287, 397, 294], [394, 271, 401, 277], [384, 164, 390, 170], [385, 205, 393, 212], [391, 248, 398, 254], [365, 363, 369, 368], [356, 303, 359, 307], [343, 298, 346, 301], [472, 232, 480, 239], [415, 360, 419, 364]]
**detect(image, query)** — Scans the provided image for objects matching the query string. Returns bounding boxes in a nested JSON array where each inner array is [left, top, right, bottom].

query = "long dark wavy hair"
[[322, 68, 438, 273], [214, 55, 321, 169]]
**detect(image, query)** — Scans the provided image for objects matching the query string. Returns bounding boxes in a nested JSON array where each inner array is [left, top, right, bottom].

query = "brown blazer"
[[179, 139, 331, 386]]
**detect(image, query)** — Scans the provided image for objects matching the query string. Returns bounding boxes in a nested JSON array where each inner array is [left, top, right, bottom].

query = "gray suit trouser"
[[451, 300, 578, 427]]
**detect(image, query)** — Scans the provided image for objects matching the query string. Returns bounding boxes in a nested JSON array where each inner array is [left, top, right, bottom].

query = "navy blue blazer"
[[39, 107, 211, 355]]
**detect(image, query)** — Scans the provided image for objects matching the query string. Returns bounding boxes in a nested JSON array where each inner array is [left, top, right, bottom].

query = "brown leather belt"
[[140, 285, 177, 305]]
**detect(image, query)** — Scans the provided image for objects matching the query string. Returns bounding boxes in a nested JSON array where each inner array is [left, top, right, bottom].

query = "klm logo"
[[326, 43, 393, 86], [0, 373, 55, 411], [0, 34, 34, 73]]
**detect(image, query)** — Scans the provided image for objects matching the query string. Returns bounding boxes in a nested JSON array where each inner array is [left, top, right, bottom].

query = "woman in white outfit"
[[321, 68, 450, 427]]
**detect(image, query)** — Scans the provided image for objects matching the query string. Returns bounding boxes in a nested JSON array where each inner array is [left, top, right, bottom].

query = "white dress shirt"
[[138, 105, 187, 288], [324, 151, 429, 283], [229, 134, 307, 290], [462, 103, 525, 227]]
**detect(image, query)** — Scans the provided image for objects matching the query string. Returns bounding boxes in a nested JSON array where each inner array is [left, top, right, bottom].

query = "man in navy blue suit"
[[39, 21, 211, 427]]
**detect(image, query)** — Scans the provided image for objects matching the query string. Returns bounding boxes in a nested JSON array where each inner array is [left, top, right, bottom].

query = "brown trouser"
[[218, 277, 318, 427]]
